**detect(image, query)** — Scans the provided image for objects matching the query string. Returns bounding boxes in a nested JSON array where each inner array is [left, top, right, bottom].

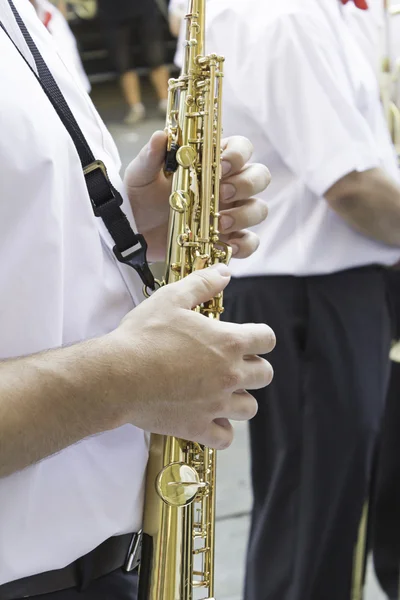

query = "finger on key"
[[220, 136, 254, 177], [216, 390, 258, 421], [240, 355, 274, 389], [219, 198, 269, 234], [219, 229, 260, 259], [220, 321, 276, 356], [202, 418, 234, 450], [220, 163, 271, 204]]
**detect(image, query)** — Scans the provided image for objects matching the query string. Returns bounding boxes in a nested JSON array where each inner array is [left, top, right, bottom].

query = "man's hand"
[[124, 132, 270, 262], [109, 265, 275, 449], [0, 266, 275, 477]]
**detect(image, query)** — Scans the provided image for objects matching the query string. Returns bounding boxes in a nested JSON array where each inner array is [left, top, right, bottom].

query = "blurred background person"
[[372, 271, 400, 600], [372, 0, 400, 155], [347, 2, 400, 598], [168, 0, 186, 37], [205, 0, 400, 599], [97, 0, 169, 125], [29, 0, 90, 92], [343, 0, 399, 152], [52, 0, 66, 16], [394, 5, 400, 123], [343, 3, 400, 598], [169, 0, 187, 69]]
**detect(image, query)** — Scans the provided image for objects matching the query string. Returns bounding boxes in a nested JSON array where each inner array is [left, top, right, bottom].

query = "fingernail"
[[220, 215, 235, 231], [230, 244, 239, 256], [221, 161, 232, 176], [221, 183, 236, 202], [210, 263, 231, 277]]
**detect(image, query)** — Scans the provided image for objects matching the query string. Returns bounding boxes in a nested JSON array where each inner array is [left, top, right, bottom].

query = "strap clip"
[[113, 235, 156, 291], [124, 529, 143, 572]]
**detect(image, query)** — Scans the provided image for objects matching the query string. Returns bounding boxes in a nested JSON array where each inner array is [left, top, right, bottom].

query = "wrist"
[[93, 331, 144, 430], [36, 336, 129, 434]]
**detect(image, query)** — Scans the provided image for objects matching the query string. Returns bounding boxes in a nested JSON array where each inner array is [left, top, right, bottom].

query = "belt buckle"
[[124, 530, 142, 572]]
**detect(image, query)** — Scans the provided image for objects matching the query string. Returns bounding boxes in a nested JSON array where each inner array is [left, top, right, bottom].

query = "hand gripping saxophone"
[[137, 2, 231, 599]]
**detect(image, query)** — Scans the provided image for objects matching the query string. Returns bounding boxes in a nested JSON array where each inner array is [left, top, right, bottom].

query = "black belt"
[[0, 532, 142, 600]]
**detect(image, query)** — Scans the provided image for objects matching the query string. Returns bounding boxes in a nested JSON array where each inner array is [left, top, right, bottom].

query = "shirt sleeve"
[[249, 12, 382, 197]]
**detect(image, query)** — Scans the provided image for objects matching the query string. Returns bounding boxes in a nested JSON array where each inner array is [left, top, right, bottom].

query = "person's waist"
[[227, 262, 387, 282], [230, 208, 400, 275], [227, 244, 400, 278], [0, 533, 142, 600]]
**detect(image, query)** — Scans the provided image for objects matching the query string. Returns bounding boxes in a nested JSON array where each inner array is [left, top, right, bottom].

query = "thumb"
[[125, 130, 168, 188], [166, 264, 232, 310]]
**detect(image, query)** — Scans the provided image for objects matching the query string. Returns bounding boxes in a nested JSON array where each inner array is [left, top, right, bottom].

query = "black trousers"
[[372, 270, 400, 600], [103, 10, 165, 75], [223, 266, 391, 600], [14, 569, 138, 600]]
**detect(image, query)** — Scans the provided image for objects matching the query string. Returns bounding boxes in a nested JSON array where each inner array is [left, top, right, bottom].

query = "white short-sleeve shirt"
[[344, 1, 400, 105], [343, 0, 384, 76], [206, 0, 400, 277], [0, 0, 148, 585]]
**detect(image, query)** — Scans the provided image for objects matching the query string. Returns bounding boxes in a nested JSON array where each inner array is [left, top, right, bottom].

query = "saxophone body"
[[137, 2, 230, 599]]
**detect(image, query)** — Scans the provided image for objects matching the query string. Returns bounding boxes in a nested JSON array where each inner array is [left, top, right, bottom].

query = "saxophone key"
[[176, 145, 197, 168]]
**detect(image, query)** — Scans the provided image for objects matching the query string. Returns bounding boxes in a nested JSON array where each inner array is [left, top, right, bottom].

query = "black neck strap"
[[0, 0, 155, 291]]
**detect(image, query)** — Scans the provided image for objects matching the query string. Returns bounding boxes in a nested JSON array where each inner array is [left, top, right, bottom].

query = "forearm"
[[0, 338, 125, 479], [326, 169, 400, 246], [335, 193, 400, 245]]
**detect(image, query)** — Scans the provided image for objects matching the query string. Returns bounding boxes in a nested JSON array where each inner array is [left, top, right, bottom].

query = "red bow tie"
[[340, 0, 369, 8]]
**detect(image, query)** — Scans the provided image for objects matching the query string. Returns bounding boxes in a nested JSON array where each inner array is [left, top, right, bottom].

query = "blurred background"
[[64, 0, 176, 85], [49, 0, 178, 152]]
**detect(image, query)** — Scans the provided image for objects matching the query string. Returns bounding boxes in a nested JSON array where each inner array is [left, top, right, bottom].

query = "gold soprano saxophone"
[[137, 1, 231, 599]]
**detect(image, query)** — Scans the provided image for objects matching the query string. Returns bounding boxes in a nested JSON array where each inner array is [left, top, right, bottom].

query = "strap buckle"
[[83, 160, 122, 216], [124, 530, 143, 572], [83, 159, 108, 178]]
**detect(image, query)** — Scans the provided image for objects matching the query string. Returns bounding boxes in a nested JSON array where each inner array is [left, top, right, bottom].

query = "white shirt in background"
[[342, 0, 384, 76], [0, 0, 147, 585], [206, 0, 400, 278], [343, 1, 400, 101], [343, 1, 400, 153]]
